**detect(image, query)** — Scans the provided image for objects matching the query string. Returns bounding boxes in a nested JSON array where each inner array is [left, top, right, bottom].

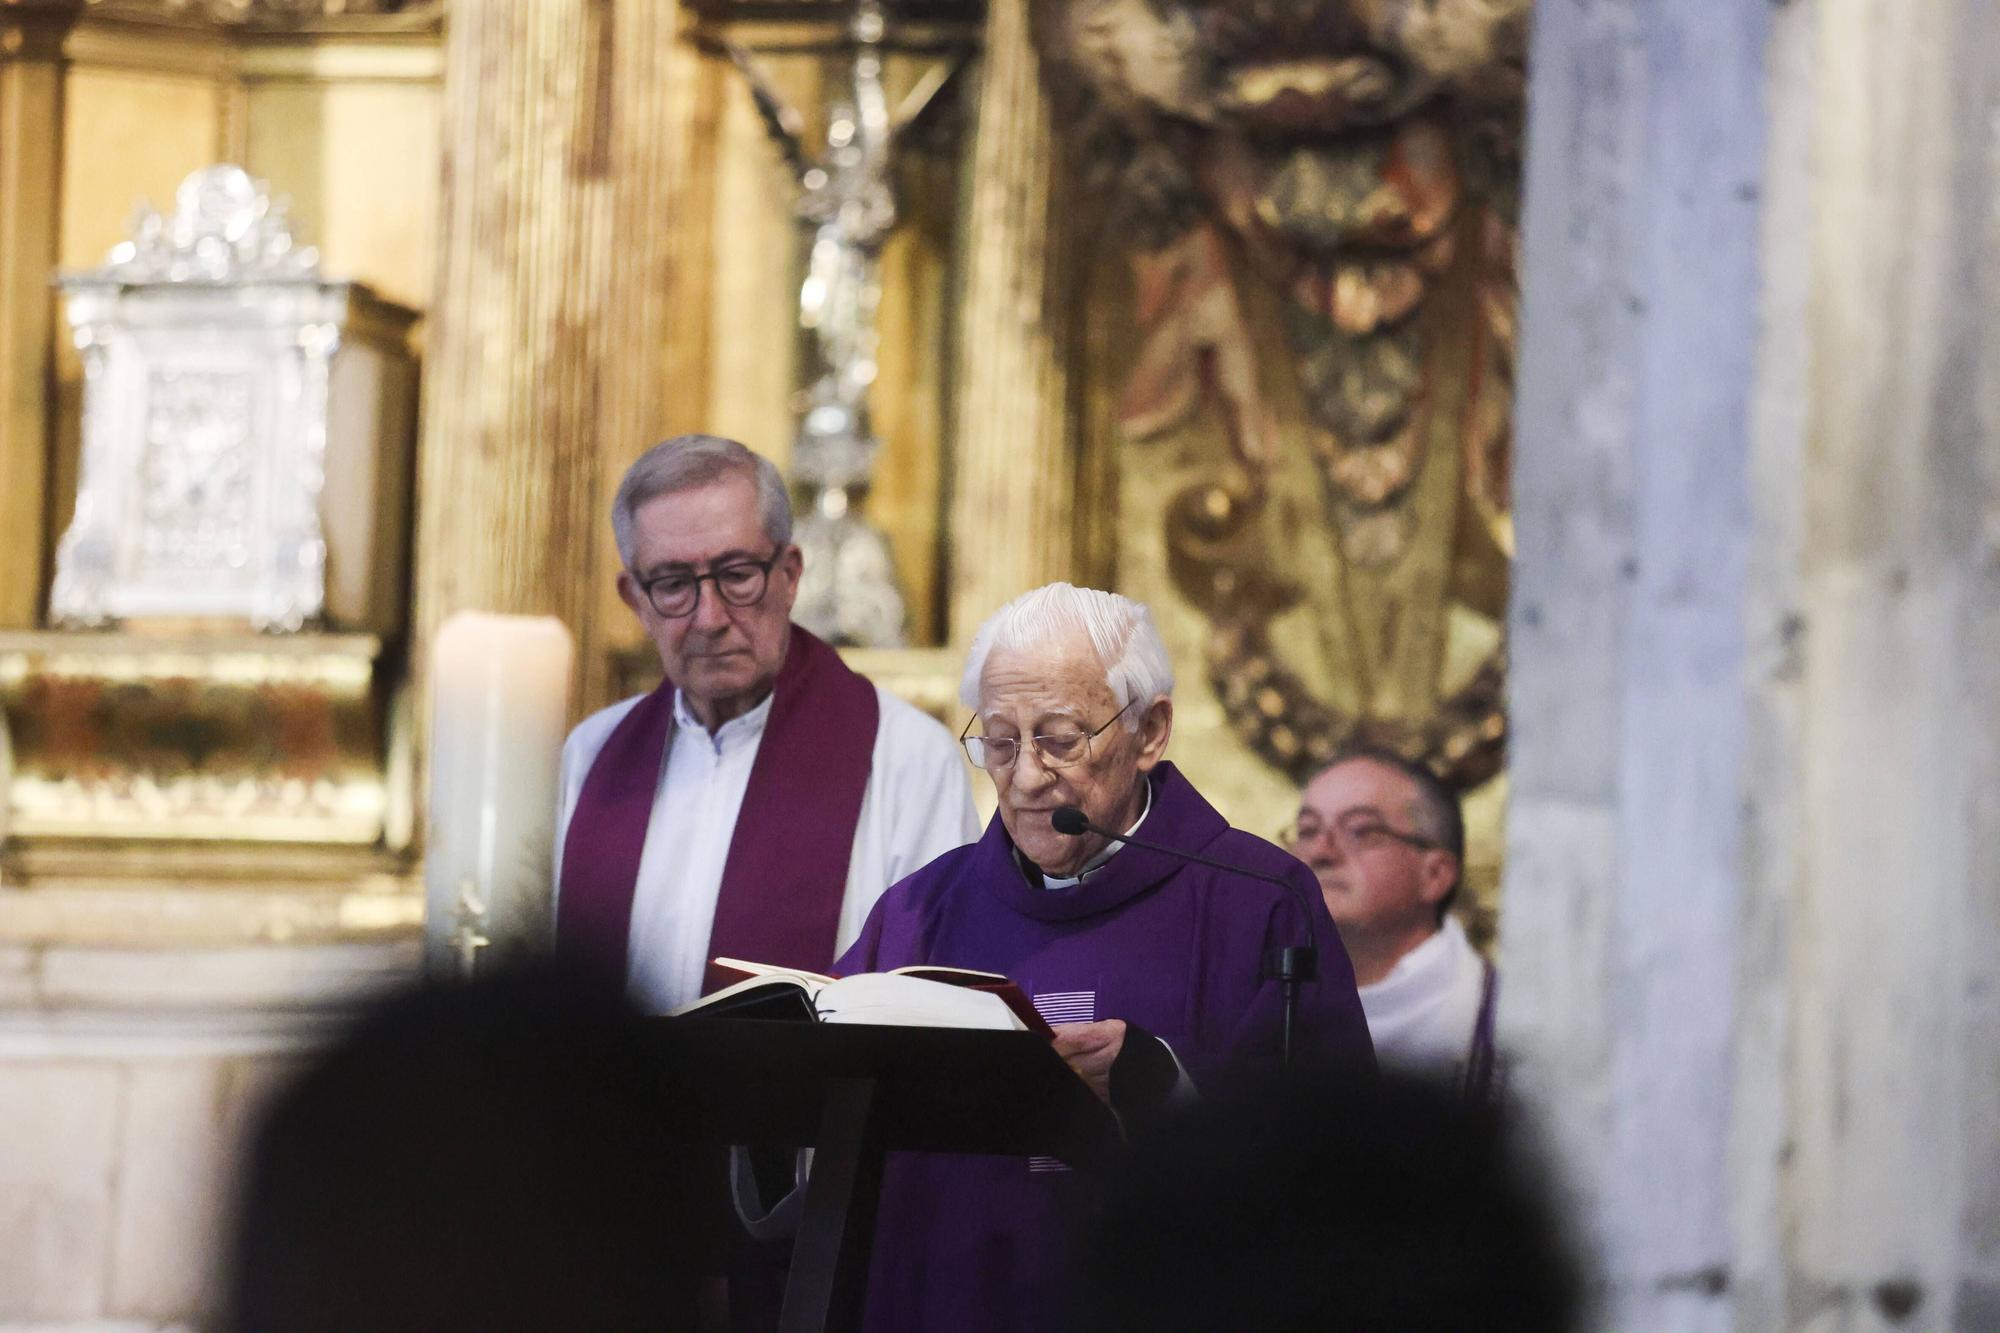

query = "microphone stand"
[[1050, 807, 1317, 1070]]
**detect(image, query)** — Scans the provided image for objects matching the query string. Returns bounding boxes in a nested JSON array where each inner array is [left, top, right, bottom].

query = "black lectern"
[[644, 1019, 1121, 1333]]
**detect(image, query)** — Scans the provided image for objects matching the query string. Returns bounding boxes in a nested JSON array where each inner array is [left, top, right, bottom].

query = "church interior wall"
[[233, 39, 443, 316], [0, 0, 1832, 1312], [5, 13, 443, 1325], [0, 938, 415, 1326]]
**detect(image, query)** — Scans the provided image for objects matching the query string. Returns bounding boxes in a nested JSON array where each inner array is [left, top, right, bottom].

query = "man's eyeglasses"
[[960, 700, 1135, 772], [1279, 813, 1439, 857], [634, 548, 784, 619]]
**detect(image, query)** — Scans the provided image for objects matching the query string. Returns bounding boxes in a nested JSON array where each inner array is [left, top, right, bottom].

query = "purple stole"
[[555, 626, 880, 993], [1462, 959, 1501, 1105]]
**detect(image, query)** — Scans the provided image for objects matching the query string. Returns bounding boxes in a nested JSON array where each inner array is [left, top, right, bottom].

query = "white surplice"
[[554, 684, 980, 1014], [1356, 915, 1490, 1083]]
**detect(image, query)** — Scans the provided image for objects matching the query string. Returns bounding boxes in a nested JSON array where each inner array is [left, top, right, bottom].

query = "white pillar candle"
[[423, 612, 575, 979]]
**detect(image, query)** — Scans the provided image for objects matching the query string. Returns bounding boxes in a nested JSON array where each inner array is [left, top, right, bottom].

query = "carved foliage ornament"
[[1033, 0, 1527, 788]]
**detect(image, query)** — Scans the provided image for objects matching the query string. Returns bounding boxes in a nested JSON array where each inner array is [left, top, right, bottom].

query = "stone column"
[[1502, 2, 2000, 1329], [414, 0, 688, 710], [0, 1, 82, 628], [1762, 3, 2000, 1325], [946, 0, 1078, 642]]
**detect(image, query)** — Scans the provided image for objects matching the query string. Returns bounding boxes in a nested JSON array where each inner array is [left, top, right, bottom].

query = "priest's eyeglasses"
[[959, 700, 1135, 771], [1280, 813, 1439, 857], [635, 549, 783, 618]]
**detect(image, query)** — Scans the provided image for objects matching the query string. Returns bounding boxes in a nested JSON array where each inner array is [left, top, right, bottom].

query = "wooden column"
[[586, 4, 715, 710], [414, 0, 689, 712], [0, 0, 82, 628], [945, 0, 1078, 642]]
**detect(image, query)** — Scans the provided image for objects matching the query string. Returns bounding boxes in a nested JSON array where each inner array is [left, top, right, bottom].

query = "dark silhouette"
[[1071, 1072, 1579, 1332], [223, 964, 716, 1332]]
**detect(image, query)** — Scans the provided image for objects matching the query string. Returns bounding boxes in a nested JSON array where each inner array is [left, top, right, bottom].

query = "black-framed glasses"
[[959, 699, 1136, 772], [634, 548, 784, 619], [1278, 812, 1438, 857]]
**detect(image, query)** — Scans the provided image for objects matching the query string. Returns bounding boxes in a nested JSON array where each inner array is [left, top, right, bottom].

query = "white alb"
[[555, 683, 980, 1014]]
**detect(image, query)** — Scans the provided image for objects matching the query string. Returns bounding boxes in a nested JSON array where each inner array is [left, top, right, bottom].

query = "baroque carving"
[[1034, 0, 1526, 787]]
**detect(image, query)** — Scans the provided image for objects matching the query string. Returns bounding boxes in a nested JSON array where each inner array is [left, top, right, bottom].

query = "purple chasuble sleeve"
[[830, 763, 1373, 1332], [556, 626, 878, 992]]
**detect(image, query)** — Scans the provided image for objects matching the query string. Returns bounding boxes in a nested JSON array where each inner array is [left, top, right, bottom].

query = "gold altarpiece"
[[0, 0, 445, 950], [0, 0, 1522, 947]]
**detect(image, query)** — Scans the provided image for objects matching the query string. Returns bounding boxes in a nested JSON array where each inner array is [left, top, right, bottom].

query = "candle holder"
[[449, 877, 492, 980]]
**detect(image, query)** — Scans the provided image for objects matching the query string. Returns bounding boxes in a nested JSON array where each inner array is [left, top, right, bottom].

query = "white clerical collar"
[[672, 686, 773, 755], [1038, 782, 1153, 890], [1355, 915, 1487, 1076]]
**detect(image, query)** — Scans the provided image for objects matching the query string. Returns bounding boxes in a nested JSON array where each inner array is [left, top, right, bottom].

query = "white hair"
[[959, 583, 1175, 728]]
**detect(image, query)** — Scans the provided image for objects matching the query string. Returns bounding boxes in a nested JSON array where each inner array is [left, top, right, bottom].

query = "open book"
[[671, 957, 1055, 1038]]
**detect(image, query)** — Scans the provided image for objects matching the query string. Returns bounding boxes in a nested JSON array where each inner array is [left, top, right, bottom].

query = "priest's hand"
[[1052, 1019, 1127, 1106]]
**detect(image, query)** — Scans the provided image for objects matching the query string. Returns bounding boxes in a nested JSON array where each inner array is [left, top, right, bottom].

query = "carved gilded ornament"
[[1034, 0, 1525, 788], [0, 631, 391, 854]]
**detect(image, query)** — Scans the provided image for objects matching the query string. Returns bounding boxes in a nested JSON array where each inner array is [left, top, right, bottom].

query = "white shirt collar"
[[1037, 780, 1154, 890], [1356, 915, 1488, 1075], [672, 687, 774, 755]]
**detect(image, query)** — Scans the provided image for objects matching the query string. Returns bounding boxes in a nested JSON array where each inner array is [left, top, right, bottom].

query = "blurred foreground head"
[[223, 965, 709, 1333], [1073, 1073, 1578, 1332]]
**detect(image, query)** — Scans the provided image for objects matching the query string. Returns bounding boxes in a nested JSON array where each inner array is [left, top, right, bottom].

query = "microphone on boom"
[[1049, 805, 1320, 1068]]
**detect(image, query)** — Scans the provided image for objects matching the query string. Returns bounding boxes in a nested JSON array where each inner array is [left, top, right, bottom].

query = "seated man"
[[836, 581, 1374, 1332], [1290, 749, 1498, 1099]]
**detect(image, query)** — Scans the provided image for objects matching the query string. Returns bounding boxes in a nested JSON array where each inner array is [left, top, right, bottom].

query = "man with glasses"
[[553, 434, 977, 1014], [830, 581, 1372, 1332], [1289, 750, 1497, 1100]]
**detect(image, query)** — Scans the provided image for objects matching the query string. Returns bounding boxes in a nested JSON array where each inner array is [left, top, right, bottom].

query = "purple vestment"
[[555, 626, 878, 991], [833, 761, 1374, 1332]]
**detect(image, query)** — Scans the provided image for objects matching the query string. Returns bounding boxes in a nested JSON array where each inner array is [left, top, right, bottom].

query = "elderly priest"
[[834, 582, 1375, 1332], [553, 435, 978, 1012]]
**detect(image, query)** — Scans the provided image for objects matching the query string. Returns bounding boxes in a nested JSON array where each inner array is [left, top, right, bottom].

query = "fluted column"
[[946, 0, 1077, 642], [583, 0, 709, 708], [414, 0, 690, 712], [0, 1, 82, 627]]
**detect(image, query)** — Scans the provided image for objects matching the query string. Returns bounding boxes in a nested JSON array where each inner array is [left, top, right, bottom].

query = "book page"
[[887, 965, 1012, 984], [711, 958, 838, 988], [815, 973, 1028, 1032]]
